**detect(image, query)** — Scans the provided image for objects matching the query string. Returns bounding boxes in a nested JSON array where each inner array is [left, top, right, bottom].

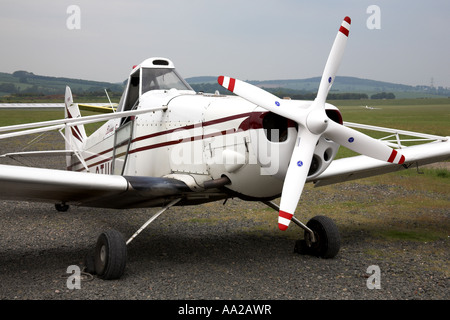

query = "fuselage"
[[68, 58, 341, 202]]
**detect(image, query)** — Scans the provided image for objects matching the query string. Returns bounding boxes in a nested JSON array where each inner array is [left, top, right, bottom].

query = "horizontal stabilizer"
[[79, 104, 117, 114]]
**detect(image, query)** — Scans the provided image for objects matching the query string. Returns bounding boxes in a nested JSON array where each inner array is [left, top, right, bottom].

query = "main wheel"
[[94, 229, 127, 280], [295, 215, 340, 259], [55, 203, 69, 212]]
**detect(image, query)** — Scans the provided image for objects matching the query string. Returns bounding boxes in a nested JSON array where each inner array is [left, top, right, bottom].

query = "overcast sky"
[[1, 0, 449, 87]]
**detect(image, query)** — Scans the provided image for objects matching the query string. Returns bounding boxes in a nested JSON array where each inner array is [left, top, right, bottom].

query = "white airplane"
[[0, 17, 449, 280], [363, 105, 381, 110]]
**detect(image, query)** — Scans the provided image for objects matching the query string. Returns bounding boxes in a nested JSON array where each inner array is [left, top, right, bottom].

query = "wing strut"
[[126, 198, 181, 245]]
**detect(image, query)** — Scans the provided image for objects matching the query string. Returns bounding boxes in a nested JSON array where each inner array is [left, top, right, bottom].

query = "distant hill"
[[0, 69, 448, 100], [186, 76, 450, 99], [0, 71, 124, 97]]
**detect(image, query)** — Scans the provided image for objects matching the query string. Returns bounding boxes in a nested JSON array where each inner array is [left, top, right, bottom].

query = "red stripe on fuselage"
[[128, 128, 237, 156], [69, 112, 259, 171]]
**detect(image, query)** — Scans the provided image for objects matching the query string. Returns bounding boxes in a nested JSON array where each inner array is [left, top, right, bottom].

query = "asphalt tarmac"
[[0, 183, 448, 301]]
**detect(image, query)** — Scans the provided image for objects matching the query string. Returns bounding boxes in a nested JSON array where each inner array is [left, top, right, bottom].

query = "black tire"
[[305, 215, 340, 259], [94, 230, 127, 280], [55, 203, 69, 212]]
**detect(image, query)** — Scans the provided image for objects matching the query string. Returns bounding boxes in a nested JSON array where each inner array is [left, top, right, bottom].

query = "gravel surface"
[[0, 133, 448, 302]]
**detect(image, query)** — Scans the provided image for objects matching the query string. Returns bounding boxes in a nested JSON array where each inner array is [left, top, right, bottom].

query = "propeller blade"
[[325, 120, 406, 164], [316, 16, 351, 106], [217, 76, 297, 120], [278, 129, 318, 230]]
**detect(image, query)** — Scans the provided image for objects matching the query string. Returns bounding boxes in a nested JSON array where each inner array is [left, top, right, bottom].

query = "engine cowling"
[[249, 105, 342, 181]]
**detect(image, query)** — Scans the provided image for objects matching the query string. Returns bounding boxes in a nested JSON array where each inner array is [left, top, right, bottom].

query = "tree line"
[[190, 83, 396, 100]]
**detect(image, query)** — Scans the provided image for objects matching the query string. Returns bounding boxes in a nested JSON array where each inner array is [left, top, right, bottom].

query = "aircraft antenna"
[[104, 88, 115, 113]]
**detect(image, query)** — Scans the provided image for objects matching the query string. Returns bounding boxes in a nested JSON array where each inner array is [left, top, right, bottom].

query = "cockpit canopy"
[[117, 58, 193, 112], [141, 67, 192, 93]]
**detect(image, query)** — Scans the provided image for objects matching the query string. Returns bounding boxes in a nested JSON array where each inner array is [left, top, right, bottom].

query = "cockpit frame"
[[116, 58, 193, 113]]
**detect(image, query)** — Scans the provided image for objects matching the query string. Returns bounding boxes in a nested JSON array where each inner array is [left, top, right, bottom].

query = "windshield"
[[141, 68, 193, 93]]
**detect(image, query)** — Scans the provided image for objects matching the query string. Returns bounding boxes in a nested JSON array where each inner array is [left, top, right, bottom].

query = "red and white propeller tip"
[[340, 16, 351, 36], [278, 211, 293, 231], [218, 76, 235, 92]]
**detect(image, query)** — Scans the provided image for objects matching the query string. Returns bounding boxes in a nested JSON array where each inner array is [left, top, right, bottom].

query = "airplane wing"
[[312, 124, 450, 187], [0, 164, 192, 209]]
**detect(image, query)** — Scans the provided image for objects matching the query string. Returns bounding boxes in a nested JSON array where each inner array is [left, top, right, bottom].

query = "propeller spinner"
[[218, 16, 405, 231]]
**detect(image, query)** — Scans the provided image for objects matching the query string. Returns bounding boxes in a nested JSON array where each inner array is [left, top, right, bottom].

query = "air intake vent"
[[153, 59, 169, 66], [325, 109, 343, 125]]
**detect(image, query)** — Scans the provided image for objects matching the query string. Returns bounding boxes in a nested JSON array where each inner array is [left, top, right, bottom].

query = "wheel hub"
[[100, 245, 106, 264]]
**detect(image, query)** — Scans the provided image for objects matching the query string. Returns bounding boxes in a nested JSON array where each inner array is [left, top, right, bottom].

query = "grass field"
[[331, 98, 450, 135], [0, 108, 101, 135]]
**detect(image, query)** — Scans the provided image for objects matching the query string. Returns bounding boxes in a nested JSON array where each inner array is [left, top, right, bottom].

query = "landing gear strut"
[[263, 201, 341, 258]]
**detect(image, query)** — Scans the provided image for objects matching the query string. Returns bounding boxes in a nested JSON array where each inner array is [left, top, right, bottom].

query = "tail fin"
[[64, 86, 87, 150]]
